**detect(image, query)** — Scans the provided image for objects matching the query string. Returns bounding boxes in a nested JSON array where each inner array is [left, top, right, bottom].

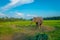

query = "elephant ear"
[[40, 17, 43, 22], [32, 17, 37, 22]]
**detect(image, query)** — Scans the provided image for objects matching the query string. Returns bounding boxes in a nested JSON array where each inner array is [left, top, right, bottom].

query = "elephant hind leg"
[[40, 23, 42, 27], [38, 22, 42, 29]]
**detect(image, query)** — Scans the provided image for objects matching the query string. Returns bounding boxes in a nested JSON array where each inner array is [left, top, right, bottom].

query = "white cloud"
[[0, 13, 5, 16], [0, 0, 34, 12], [27, 14, 37, 17], [16, 12, 24, 17], [15, 12, 37, 18]]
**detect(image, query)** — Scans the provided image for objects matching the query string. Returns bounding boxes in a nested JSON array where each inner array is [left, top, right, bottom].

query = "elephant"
[[32, 17, 43, 28]]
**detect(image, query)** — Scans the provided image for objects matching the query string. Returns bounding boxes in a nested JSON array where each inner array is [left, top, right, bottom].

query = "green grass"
[[0, 26, 14, 35], [0, 20, 60, 40]]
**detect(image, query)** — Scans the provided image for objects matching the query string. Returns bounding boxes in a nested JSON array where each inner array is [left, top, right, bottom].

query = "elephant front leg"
[[38, 22, 42, 30]]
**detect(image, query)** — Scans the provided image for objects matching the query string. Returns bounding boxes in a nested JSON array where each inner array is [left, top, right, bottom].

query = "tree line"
[[0, 16, 60, 22], [43, 16, 60, 20], [0, 17, 26, 22]]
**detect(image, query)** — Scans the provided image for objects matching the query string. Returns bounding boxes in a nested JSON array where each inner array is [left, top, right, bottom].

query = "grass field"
[[0, 20, 60, 40]]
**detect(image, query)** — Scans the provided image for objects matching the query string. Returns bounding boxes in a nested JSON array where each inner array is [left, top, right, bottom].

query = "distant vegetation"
[[0, 17, 26, 22], [43, 16, 60, 20], [0, 16, 60, 22]]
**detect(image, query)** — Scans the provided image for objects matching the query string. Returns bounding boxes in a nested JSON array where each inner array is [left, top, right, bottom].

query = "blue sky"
[[0, 0, 60, 18]]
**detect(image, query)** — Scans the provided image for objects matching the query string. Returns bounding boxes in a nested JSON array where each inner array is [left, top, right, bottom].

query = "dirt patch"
[[40, 25, 55, 32], [0, 35, 13, 40], [10, 24, 55, 33]]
